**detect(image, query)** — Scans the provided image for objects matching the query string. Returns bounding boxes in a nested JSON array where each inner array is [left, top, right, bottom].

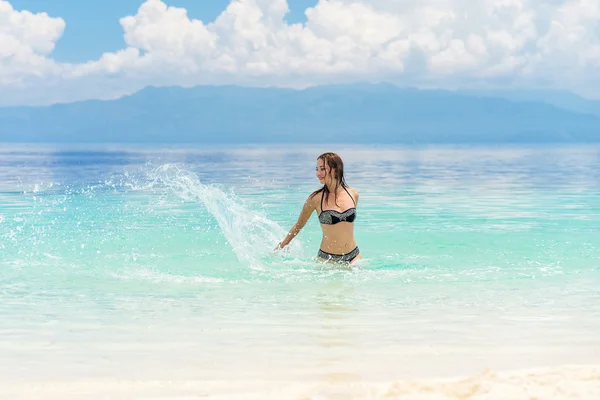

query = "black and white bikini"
[[317, 186, 360, 263]]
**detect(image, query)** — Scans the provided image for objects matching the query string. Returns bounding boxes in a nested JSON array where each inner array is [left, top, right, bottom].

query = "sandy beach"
[[2, 364, 600, 399]]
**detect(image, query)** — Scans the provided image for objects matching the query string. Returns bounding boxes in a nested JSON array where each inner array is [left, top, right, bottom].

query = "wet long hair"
[[310, 152, 348, 207]]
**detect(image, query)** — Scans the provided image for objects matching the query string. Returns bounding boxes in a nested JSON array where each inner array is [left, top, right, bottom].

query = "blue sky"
[[9, 0, 317, 62], [2, 0, 600, 106]]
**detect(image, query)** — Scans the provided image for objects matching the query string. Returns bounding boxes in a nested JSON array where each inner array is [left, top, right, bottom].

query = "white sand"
[[2, 365, 599, 399]]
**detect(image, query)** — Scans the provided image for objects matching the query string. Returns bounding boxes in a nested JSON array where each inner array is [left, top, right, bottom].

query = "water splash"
[[118, 163, 304, 268]]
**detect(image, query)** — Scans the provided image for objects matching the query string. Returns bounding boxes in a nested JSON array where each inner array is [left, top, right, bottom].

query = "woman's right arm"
[[276, 195, 316, 250]]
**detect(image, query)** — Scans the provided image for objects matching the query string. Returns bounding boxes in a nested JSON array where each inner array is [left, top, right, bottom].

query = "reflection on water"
[[314, 281, 361, 382], [1, 143, 600, 190]]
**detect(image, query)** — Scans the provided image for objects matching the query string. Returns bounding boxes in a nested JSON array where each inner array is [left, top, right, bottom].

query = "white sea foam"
[[108, 268, 225, 284]]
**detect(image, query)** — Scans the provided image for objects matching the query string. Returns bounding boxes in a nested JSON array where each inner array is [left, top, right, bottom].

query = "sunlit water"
[[1, 143, 600, 399]]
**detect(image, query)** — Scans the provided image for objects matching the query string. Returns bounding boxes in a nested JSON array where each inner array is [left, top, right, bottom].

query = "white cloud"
[[0, 0, 65, 87], [1, 0, 600, 105]]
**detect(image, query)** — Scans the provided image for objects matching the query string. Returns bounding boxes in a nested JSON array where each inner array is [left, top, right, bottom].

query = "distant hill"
[[459, 88, 600, 118], [1, 83, 599, 143]]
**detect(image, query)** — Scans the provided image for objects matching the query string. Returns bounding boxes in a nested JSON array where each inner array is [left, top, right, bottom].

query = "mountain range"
[[1, 83, 599, 143]]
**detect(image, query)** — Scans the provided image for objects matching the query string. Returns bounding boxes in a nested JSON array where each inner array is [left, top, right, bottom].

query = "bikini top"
[[318, 186, 357, 225]]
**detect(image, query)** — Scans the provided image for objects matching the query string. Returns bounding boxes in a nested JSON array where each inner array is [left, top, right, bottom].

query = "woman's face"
[[316, 158, 328, 184]]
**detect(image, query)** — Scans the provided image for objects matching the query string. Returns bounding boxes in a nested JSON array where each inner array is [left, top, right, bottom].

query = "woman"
[[276, 152, 362, 264]]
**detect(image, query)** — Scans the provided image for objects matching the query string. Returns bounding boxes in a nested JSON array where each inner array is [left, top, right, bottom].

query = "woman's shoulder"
[[308, 187, 323, 197], [346, 186, 359, 197], [307, 188, 323, 203], [342, 185, 359, 204]]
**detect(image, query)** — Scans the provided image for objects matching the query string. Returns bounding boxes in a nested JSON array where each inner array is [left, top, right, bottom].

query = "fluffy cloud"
[[2, 0, 600, 105], [0, 0, 65, 87]]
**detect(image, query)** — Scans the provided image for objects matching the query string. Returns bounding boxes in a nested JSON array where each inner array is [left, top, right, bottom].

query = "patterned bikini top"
[[318, 186, 357, 225]]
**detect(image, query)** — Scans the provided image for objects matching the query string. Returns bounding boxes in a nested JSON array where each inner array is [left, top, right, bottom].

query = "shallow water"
[[1, 143, 599, 397]]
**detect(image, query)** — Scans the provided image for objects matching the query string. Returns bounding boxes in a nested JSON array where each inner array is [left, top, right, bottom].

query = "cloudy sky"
[[2, 0, 600, 106]]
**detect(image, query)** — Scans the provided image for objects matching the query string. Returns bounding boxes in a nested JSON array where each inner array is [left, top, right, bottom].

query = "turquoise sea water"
[[1, 143, 600, 395]]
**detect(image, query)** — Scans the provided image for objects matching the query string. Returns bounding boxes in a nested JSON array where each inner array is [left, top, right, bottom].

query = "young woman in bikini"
[[276, 152, 361, 264]]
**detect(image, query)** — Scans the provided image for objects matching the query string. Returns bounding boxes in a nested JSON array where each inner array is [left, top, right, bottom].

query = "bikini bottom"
[[317, 246, 360, 263]]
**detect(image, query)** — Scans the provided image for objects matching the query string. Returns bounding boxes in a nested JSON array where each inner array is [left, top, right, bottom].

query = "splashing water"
[[122, 163, 305, 267], [1, 163, 310, 285]]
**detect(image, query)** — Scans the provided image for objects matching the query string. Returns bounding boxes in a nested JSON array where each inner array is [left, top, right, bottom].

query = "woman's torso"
[[317, 186, 358, 254]]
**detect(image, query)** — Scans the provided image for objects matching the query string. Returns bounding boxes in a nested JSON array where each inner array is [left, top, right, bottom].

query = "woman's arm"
[[276, 195, 316, 250]]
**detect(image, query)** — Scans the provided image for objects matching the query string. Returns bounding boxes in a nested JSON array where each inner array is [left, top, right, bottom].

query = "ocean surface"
[[1, 143, 600, 399]]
